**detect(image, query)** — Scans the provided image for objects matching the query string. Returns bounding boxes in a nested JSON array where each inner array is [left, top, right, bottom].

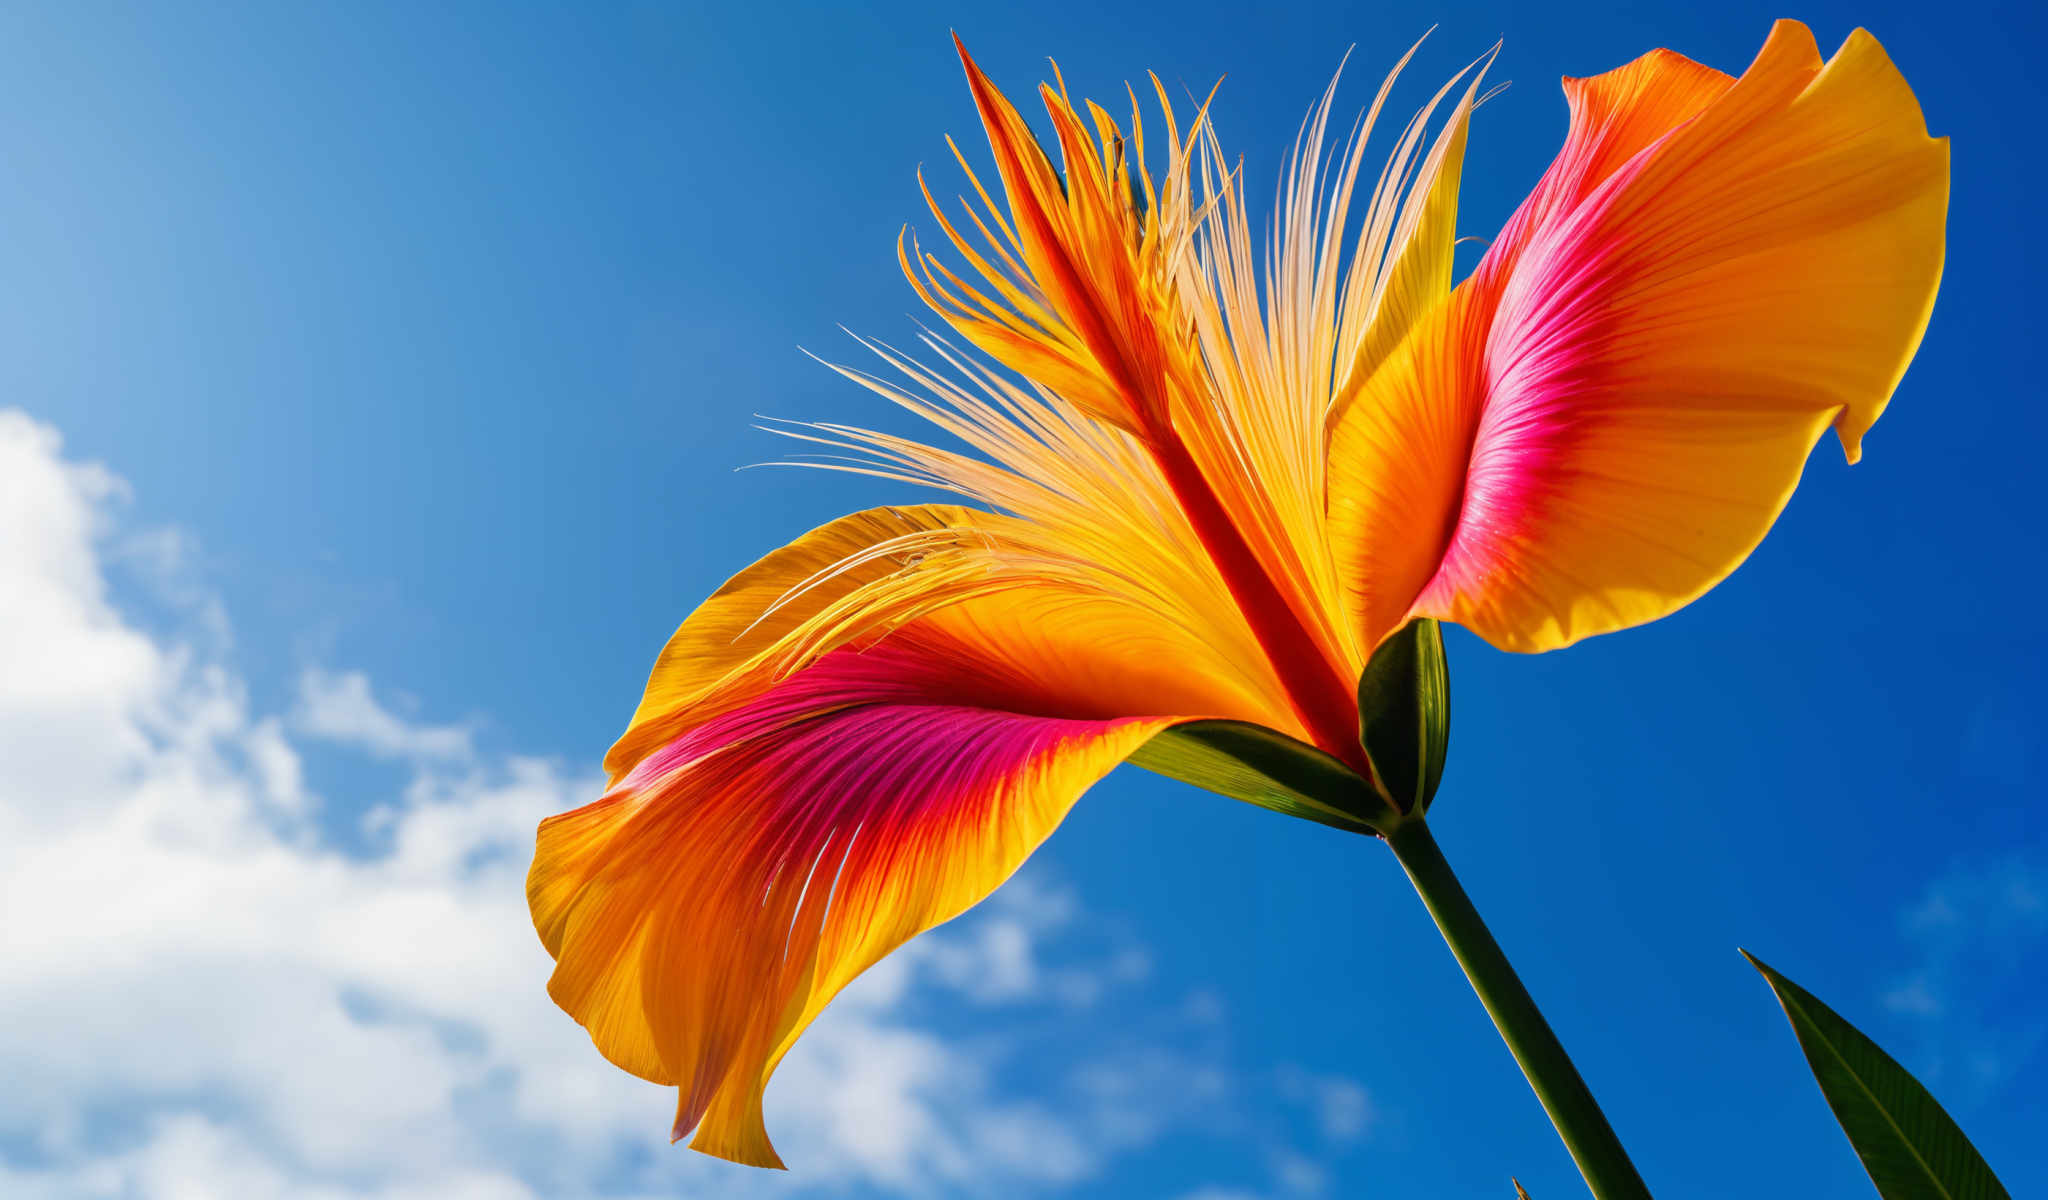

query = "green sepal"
[[1356, 617, 1450, 815], [1127, 720, 1392, 834], [1742, 950, 2012, 1200]]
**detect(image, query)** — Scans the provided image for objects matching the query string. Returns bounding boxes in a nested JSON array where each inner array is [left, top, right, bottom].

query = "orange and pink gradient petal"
[[531, 506, 1270, 1166], [530, 637, 1176, 1167], [1331, 20, 1947, 654]]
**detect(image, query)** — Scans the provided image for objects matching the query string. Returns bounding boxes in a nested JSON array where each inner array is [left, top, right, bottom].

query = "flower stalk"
[[1385, 817, 1652, 1200]]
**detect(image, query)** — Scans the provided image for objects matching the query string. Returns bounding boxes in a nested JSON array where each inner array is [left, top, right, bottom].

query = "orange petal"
[[1328, 283, 1494, 653], [1470, 47, 1735, 295], [531, 633, 1181, 1167], [606, 504, 1287, 784], [602, 504, 991, 783], [540, 504, 1297, 1164], [908, 40, 1205, 437], [1330, 21, 1947, 653]]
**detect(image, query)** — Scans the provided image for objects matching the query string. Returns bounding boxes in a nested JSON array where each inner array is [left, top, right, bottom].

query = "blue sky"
[[0, 1, 2042, 1197]]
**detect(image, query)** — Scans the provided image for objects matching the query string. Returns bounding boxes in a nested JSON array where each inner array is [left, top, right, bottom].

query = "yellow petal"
[[1328, 55, 1488, 426], [602, 504, 988, 783], [1327, 285, 1493, 651], [607, 504, 1290, 784]]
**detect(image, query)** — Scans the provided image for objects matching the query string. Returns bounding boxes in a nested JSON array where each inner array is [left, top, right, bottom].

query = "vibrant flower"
[[529, 21, 1945, 1167]]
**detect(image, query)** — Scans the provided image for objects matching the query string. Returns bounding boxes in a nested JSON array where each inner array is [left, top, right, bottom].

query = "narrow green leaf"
[[1742, 950, 2011, 1200], [1128, 720, 1391, 834], [1355, 617, 1450, 814]]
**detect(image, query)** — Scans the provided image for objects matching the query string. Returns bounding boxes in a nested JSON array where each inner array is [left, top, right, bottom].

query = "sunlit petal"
[[905, 39, 1200, 436], [531, 633, 1183, 1167], [1179, 41, 1488, 683], [603, 504, 992, 783], [1331, 21, 1946, 653], [541, 498, 1306, 1165]]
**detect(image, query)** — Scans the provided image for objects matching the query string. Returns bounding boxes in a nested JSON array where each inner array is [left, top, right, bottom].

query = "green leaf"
[[1355, 617, 1450, 815], [1742, 950, 2011, 1200], [1127, 720, 1392, 834]]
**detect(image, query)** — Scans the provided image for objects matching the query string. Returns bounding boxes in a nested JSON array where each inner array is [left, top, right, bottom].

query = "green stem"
[[1385, 818, 1651, 1200]]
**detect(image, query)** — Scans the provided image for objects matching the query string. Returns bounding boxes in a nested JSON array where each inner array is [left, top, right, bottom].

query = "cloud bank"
[[1, 409, 1341, 1199]]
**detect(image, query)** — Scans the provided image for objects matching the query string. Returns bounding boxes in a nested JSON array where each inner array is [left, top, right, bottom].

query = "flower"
[[528, 21, 1945, 1168]]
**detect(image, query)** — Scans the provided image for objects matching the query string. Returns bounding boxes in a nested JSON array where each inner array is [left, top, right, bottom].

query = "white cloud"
[[1880, 975, 1941, 1018], [911, 875, 1151, 1009], [1274, 1066, 1377, 1145], [294, 667, 474, 761], [0, 410, 1255, 1199], [1878, 854, 2048, 1105], [1148, 1060, 1379, 1199], [1269, 1150, 1328, 1196]]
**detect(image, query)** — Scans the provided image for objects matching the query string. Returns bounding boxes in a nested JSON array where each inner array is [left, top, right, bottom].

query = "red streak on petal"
[[1148, 434, 1368, 776]]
